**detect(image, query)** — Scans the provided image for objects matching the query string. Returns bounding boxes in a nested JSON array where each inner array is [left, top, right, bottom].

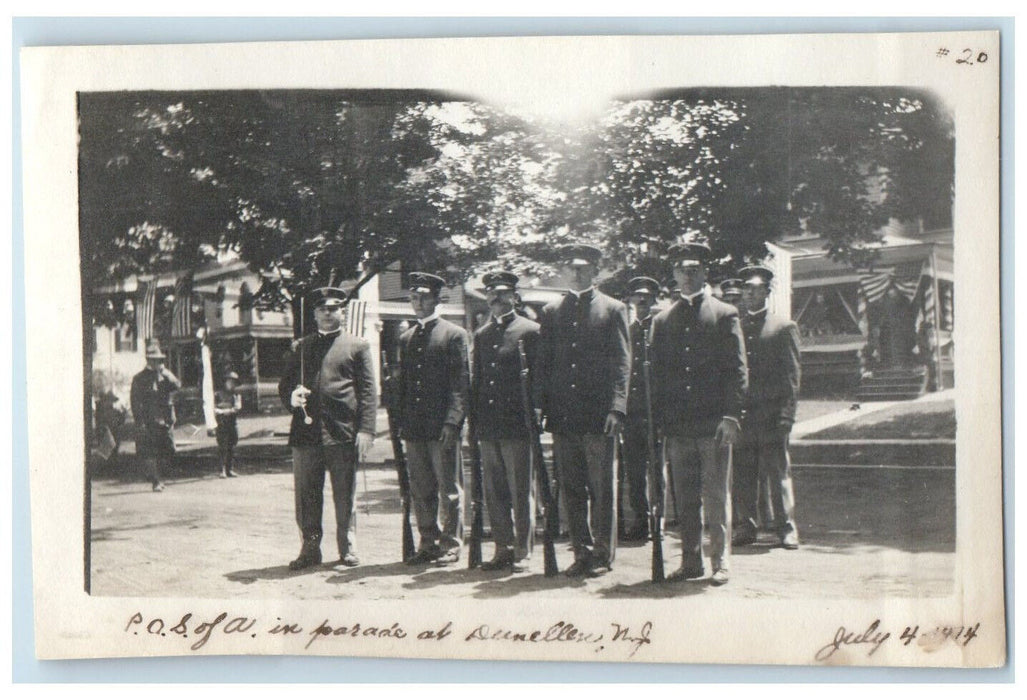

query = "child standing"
[[214, 371, 242, 478]]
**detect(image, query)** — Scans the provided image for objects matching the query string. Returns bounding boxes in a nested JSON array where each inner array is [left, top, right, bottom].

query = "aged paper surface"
[[21, 32, 1003, 665]]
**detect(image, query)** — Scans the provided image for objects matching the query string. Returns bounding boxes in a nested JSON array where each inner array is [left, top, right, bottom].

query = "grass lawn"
[[805, 399, 955, 440]]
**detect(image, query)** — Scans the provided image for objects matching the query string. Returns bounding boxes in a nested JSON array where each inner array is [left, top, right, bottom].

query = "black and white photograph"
[[20, 32, 1004, 666]]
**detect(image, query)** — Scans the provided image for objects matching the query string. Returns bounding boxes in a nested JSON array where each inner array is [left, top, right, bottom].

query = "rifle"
[[467, 424, 485, 569], [518, 340, 559, 577], [642, 326, 665, 582], [381, 350, 415, 562]]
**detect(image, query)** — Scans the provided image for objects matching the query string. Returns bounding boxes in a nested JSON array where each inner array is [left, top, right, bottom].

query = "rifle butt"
[[468, 504, 483, 569], [401, 503, 415, 562], [651, 514, 665, 582], [542, 538, 559, 577]]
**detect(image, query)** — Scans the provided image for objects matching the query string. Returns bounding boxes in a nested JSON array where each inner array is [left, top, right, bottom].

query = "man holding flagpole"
[[278, 287, 378, 571]]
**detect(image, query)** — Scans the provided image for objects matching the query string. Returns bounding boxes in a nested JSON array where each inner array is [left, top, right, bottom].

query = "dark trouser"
[[137, 424, 175, 485], [405, 439, 464, 553], [733, 428, 798, 538], [620, 422, 655, 533], [216, 425, 238, 474], [553, 433, 617, 566], [292, 444, 357, 558], [481, 438, 534, 560], [665, 436, 732, 571]]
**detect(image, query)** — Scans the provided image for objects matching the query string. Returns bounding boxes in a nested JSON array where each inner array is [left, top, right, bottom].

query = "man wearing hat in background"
[[620, 276, 661, 542], [650, 241, 747, 585], [732, 265, 802, 550], [397, 272, 471, 566], [718, 278, 745, 310], [278, 286, 378, 571], [213, 370, 242, 478], [536, 244, 631, 577], [470, 271, 540, 571], [130, 339, 182, 492]]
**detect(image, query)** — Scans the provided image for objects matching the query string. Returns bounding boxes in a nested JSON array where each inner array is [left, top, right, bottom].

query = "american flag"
[[170, 271, 194, 338], [347, 300, 368, 338], [137, 278, 158, 341]]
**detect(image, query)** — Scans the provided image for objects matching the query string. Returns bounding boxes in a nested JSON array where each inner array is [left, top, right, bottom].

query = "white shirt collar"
[[416, 310, 441, 327], [747, 303, 769, 316], [567, 285, 595, 299], [680, 284, 709, 304]]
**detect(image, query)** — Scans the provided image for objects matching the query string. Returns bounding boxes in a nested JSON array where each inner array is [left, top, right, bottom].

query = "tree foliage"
[[78, 86, 954, 315]]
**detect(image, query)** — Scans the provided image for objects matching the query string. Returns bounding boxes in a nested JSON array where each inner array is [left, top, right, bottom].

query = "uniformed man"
[[620, 276, 661, 542], [732, 265, 801, 550], [278, 287, 378, 570], [130, 339, 182, 492], [718, 278, 744, 309], [650, 242, 747, 585], [397, 272, 471, 566], [536, 244, 631, 577], [470, 271, 540, 571]]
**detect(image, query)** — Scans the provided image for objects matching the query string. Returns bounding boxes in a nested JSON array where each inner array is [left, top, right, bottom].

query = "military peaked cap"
[[408, 272, 447, 295], [667, 241, 712, 265], [627, 276, 661, 297], [738, 265, 775, 286], [555, 244, 603, 266], [482, 271, 519, 291], [310, 286, 347, 308], [718, 278, 744, 295]]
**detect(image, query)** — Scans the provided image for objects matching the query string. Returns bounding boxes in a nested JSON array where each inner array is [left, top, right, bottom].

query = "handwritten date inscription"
[[816, 619, 981, 662]]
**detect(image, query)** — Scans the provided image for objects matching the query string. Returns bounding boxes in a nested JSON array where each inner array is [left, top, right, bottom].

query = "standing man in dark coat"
[[651, 242, 748, 586], [470, 271, 540, 571], [732, 265, 802, 550], [620, 276, 661, 542], [278, 287, 378, 570], [130, 339, 181, 492], [397, 273, 471, 566], [536, 244, 632, 577]]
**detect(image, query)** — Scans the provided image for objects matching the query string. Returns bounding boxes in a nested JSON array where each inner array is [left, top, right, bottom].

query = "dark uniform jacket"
[[536, 288, 632, 435], [397, 317, 470, 441], [130, 367, 181, 428], [470, 312, 540, 441], [741, 308, 801, 430], [626, 315, 655, 426], [651, 288, 748, 437], [278, 329, 378, 447]]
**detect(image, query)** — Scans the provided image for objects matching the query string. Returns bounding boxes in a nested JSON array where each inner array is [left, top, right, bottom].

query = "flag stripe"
[[138, 279, 157, 341], [171, 272, 194, 337], [347, 300, 367, 338]]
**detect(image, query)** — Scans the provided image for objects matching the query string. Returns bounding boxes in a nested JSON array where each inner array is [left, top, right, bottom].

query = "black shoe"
[[564, 558, 594, 578], [405, 549, 439, 565], [624, 524, 649, 542], [667, 563, 705, 582], [288, 549, 322, 571], [481, 550, 515, 571], [732, 525, 758, 547], [435, 549, 460, 566]]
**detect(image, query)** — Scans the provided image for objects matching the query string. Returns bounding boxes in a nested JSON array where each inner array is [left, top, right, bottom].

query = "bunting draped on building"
[[347, 300, 368, 338], [137, 278, 158, 341], [858, 265, 921, 306], [171, 272, 194, 338]]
